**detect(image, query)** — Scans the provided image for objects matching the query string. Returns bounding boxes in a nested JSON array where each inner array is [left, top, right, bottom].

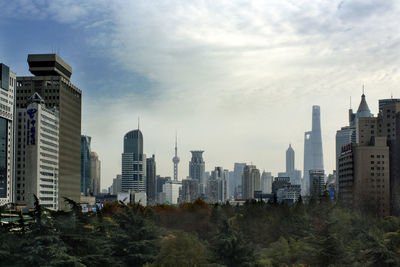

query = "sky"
[[1, 0, 399, 190]]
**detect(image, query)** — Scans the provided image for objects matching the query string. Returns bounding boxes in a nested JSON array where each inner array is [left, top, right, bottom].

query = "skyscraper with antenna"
[[172, 134, 180, 181]]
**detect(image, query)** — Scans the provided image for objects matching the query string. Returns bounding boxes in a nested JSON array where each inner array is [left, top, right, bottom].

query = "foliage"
[[1, 196, 400, 266]]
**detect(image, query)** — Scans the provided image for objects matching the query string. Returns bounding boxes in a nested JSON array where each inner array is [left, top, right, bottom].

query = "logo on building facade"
[[27, 108, 37, 145]]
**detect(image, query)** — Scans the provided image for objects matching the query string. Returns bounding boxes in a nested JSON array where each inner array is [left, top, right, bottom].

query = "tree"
[[152, 231, 209, 267]]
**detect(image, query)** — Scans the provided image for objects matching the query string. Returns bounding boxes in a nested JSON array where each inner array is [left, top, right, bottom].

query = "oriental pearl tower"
[[172, 134, 180, 181]]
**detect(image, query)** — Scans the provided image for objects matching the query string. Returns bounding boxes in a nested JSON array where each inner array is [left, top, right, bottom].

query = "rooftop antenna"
[[362, 84, 365, 95], [137, 116, 140, 130]]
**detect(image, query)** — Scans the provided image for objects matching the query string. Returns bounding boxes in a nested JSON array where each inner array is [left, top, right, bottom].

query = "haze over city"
[[1, 0, 399, 189]]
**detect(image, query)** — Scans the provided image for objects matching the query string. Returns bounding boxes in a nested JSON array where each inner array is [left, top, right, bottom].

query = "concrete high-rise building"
[[309, 170, 325, 198], [162, 180, 181, 204], [156, 175, 170, 203], [0, 63, 15, 206], [121, 129, 146, 192], [180, 178, 199, 203], [15, 93, 59, 210], [16, 54, 82, 210], [172, 134, 180, 181], [90, 151, 101, 196], [336, 93, 373, 194], [261, 171, 273, 194], [242, 165, 261, 199], [189, 151, 205, 193], [207, 167, 229, 202], [286, 144, 294, 173], [80, 135, 91, 195], [303, 105, 324, 195], [146, 154, 156, 205], [111, 174, 122, 195], [338, 137, 390, 217], [233, 163, 246, 198], [377, 100, 400, 216]]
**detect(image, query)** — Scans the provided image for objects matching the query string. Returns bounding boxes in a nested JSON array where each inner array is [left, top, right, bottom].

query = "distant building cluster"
[[1, 54, 400, 218]]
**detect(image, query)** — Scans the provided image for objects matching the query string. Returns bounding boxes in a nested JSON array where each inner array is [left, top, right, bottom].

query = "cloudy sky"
[[1, 0, 399, 189]]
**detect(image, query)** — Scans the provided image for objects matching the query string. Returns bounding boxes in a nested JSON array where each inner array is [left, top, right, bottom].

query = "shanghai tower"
[[303, 105, 324, 195]]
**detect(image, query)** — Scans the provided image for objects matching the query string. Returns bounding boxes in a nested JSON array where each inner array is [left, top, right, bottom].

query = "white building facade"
[[15, 93, 59, 210], [0, 63, 15, 206]]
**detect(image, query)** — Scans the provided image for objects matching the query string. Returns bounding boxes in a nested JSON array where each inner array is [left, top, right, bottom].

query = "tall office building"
[[15, 93, 59, 210], [90, 151, 101, 196], [146, 154, 156, 205], [261, 171, 273, 194], [242, 165, 261, 199], [303, 106, 324, 195], [172, 135, 180, 181], [111, 174, 122, 195], [180, 178, 199, 203], [309, 170, 325, 198], [16, 54, 82, 210], [207, 167, 229, 202], [279, 144, 302, 185], [80, 135, 91, 195], [336, 93, 372, 193], [286, 144, 294, 173], [189, 151, 205, 193], [338, 137, 390, 217], [0, 63, 15, 206], [121, 129, 146, 192], [233, 163, 246, 198]]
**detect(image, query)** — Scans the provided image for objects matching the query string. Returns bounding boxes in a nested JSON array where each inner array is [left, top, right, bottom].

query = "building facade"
[[189, 151, 205, 194], [261, 171, 273, 194], [303, 105, 324, 195], [0, 63, 15, 206], [121, 129, 146, 192], [309, 169, 325, 198], [15, 93, 59, 210], [16, 54, 82, 210], [90, 151, 100, 196], [180, 178, 199, 203], [80, 135, 91, 195], [242, 165, 261, 199], [146, 154, 156, 205]]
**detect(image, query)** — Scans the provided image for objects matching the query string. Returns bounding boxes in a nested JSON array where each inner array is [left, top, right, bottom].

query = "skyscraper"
[[303, 105, 324, 195], [189, 151, 205, 193], [172, 134, 180, 181], [261, 171, 273, 194], [146, 154, 156, 205], [121, 129, 146, 192], [15, 93, 59, 210], [233, 163, 246, 198], [279, 144, 301, 185], [336, 93, 372, 193], [286, 144, 294, 173], [90, 151, 101, 196], [0, 63, 15, 206], [16, 54, 82, 210], [242, 165, 261, 199], [81, 135, 91, 195]]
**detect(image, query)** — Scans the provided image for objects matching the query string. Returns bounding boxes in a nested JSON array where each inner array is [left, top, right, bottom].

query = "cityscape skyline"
[[1, 1, 400, 190]]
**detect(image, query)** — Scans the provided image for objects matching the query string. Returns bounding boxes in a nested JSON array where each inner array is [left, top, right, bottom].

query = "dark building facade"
[[16, 54, 82, 210], [146, 154, 156, 205], [81, 135, 91, 196]]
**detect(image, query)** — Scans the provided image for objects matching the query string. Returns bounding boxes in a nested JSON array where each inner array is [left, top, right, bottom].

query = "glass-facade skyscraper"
[[81, 135, 91, 195], [122, 129, 146, 192]]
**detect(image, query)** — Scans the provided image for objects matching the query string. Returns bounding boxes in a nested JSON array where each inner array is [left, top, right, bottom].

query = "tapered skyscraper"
[[303, 105, 324, 195], [286, 144, 295, 173]]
